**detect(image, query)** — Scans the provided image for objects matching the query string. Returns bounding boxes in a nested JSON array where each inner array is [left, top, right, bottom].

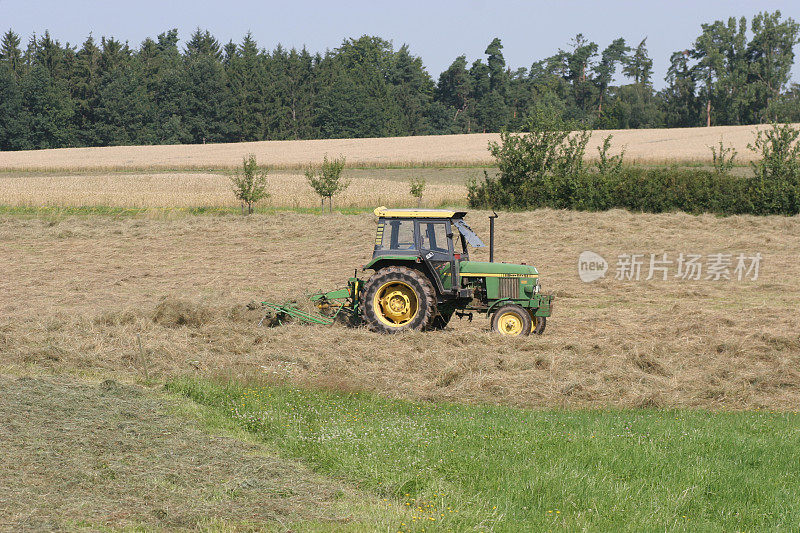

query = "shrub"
[[470, 122, 800, 216], [747, 123, 800, 215], [710, 139, 737, 175], [305, 155, 348, 213], [470, 115, 590, 210], [409, 177, 426, 207], [595, 134, 625, 176], [230, 154, 269, 214]]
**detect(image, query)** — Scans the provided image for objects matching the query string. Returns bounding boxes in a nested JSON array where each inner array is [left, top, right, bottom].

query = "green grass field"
[[169, 377, 800, 532]]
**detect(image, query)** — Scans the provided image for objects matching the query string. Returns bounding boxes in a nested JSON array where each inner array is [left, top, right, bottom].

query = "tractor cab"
[[367, 207, 484, 297]]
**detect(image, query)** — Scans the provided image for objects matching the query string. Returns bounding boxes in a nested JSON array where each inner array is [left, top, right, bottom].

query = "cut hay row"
[[2, 210, 798, 411], [0, 172, 469, 209], [0, 124, 789, 171]]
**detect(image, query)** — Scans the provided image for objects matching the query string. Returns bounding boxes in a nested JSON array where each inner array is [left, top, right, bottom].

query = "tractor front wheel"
[[491, 304, 532, 337], [361, 266, 436, 333]]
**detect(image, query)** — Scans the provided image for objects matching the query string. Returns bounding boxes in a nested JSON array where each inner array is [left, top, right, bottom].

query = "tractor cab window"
[[379, 219, 416, 250], [419, 222, 450, 253]]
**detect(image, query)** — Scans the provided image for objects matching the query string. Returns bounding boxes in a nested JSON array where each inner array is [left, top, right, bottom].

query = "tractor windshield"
[[420, 222, 449, 253], [453, 219, 486, 248]]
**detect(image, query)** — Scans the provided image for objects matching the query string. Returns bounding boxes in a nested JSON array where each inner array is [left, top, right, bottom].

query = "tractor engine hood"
[[459, 261, 539, 277]]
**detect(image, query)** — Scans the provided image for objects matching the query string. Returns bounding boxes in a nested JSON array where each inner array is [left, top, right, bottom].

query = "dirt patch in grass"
[[0, 375, 392, 531]]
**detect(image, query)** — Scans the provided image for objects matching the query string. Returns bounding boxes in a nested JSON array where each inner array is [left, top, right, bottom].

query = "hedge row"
[[468, 167, 800, 216]]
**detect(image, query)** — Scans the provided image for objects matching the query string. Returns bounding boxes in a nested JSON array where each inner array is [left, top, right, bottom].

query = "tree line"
[[1, 10, 799, 151]]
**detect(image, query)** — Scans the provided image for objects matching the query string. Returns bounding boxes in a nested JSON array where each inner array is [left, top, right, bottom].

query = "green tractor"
[[303, 206, 553, 337]]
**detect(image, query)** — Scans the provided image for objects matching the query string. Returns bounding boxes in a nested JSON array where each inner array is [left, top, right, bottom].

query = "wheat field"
[[0, 124, 791, 171], [0, 169, 473, 209]]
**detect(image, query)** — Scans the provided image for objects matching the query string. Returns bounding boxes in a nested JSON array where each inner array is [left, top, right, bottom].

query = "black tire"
[[532, 315, 546, 335], [491, 304, 532, 337], [429, 309, 454, 330], [361, 266, 437, 333]]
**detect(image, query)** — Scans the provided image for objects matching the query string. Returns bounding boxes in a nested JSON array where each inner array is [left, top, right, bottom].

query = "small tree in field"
[[305, 155, 348, 212], [230, 154, 269, 214], [709, 138, 737, 175], [409, 177, 426, 207]]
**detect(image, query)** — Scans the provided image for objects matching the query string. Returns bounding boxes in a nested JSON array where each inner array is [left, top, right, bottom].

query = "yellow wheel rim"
[[373, 281, 418, 327], [497, 312, 523, 336]]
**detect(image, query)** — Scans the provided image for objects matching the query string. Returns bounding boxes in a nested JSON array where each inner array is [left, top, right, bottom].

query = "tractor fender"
[[365, 257, 447, 298], [487, 298, 512, 314]]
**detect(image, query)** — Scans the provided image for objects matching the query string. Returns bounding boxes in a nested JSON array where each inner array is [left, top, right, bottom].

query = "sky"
[[2, 0, 800, 89]]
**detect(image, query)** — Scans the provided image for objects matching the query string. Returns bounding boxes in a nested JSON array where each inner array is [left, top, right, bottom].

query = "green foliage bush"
[[748, 123, 800, 214], [305, 154, 348, 212], [409, 177, 426, 207], [230, 154, 269, 214], [469, 122, 800, 216]]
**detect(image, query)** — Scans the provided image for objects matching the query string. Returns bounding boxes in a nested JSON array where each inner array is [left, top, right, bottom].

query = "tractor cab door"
[[417, 220, 457, 293]]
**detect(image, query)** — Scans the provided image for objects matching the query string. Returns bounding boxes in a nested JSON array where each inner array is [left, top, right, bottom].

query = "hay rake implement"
[[259, 275, 363, 327]]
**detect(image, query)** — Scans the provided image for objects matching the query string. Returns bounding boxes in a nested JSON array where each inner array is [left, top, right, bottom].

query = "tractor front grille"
[[499, 277, 519, 299]]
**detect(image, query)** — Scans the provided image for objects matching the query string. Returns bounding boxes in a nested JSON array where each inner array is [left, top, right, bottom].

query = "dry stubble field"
[[2, 209, 798, 410]]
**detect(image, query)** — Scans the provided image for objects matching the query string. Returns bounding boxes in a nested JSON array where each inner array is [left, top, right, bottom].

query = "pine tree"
[[595, 38, 629, 115], [182, 53, 235, 143], [315, 36, 400, 138], [72, 35, 102, 145], [185, 28, 222, 60], [0, 64, 24, 149], [226, 32, 268, 141], [565, 34, 599, 119], [20, 64, 75, 148], [0, 30, 23, 77], [150, 29, 189, 143], [662, 50, 699, 127], [435, 55, 471, 126], [622, 38, 653, 85], [389, 44, 434, 135], [485, 38, 507, 93]]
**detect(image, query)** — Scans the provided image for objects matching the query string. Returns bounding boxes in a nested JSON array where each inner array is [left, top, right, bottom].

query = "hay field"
[[2, 209, 798, 410], [0, 376, 395, 531], [0, 168, 473, 209], [0, 124, 791, 171]]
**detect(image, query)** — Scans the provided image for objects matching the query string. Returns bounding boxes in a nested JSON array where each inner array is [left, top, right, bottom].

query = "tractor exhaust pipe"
[[489, 211, 498, 262]]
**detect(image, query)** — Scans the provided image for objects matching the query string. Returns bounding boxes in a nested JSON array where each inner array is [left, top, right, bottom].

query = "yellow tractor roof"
[[373, 206, 467, 219]]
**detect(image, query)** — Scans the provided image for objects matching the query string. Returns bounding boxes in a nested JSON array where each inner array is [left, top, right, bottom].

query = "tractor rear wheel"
[[491, 304, 532, 337], [361, 266, 436, 333]]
